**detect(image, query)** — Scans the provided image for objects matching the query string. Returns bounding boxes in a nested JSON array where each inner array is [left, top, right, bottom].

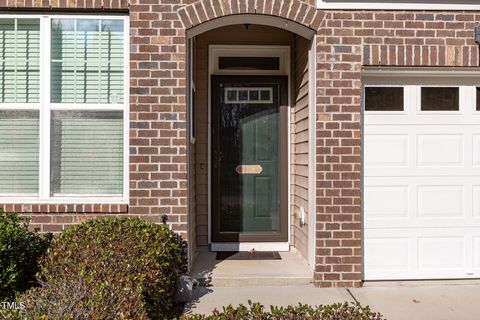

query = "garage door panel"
[[365, 220, 480, 229], [418, 185, 464, 218], [365, 228, 480, 280], [474, 135, 480, 167], [364, 134, 409, 167], [365, 181, 478, 229], [474, 186, 480, 217], [418, 237, 465, 269], [473, 237, 480, 270], [366, 167, 479, 177], [364, 186, 409, 219], [365, 116, 480, 126], [417, 134, 464, 167], [365, 238, 409, 271], [366, 125, 480, 138]]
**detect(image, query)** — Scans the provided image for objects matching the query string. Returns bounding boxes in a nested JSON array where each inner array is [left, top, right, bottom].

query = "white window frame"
[[317, 0, 480, 10], [475, 87, 480, 114], [210, 45, 290, 76], [0, 14, 129, 204], [363, 85, 408, 116], [417, 86, 462, 115]]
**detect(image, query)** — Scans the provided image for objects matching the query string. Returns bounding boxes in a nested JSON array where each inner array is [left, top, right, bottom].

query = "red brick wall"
[[0, 0, 190, 240], [316, 10, 480, 288], [2, 0, 480, 288], [128, 0, 189, 239]]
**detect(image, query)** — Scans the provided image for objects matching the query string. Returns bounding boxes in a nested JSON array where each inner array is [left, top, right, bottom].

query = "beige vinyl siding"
[[291, 35, 310, 260]]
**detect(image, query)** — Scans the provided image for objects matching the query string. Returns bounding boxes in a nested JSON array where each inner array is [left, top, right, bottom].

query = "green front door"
[[211, 76, 288, 242]]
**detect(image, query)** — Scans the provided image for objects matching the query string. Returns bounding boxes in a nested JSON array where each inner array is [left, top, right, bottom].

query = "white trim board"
[[210, 45, 290, 76], [307, 35, 317, 270], [363, 67, 480, 78], [362, 68, 480, 86], [317, 0, 480, 10]]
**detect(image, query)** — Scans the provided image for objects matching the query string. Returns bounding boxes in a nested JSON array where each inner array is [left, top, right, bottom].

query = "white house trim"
[[362, 67, 480, 86], [317, 0, 480, 10], [308, 35, 317, 269]]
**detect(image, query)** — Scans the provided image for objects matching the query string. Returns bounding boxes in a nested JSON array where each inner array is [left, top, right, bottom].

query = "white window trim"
[[417, 86, 462, 115], [210, 45, 290, 76], [363, 85, 408, 116], [475, 87, 480, 114], [0, 14, 129, 204], [188, 37, 196, 144], [317, 0, 480, 10]]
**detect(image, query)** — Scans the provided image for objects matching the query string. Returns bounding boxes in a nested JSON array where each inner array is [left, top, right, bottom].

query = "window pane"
[[477, 87, 480, 111], [50, 111, 123, 195], [0, 18, 40, 103], [421, 87, 459, 111], [219, 57, 280, 70], [0, 110, 39, 194], [364, 87, 404, 111], [51, 19, 124, 104]]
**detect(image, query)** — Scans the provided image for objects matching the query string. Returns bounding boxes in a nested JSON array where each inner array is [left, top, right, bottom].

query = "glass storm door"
[[211, 76, 288, 243]]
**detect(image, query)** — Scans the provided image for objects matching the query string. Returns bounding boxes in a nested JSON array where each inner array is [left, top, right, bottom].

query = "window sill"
[[0, 203, 129, 214]]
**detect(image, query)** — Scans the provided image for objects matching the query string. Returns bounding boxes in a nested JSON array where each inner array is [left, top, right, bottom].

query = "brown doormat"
[[216, 251, 281, 260]]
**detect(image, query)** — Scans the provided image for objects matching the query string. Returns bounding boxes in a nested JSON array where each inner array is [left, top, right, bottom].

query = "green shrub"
[[19, 217, 186, 320], [0, 209, 52, 300], [182, 301, 384, 320]]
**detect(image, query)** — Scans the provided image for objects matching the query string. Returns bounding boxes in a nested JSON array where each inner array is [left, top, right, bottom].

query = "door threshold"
[[210, 242, 290, 252]]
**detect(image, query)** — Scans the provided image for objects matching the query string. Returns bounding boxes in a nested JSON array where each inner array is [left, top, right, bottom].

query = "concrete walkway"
[[184, 284, 480, 319]]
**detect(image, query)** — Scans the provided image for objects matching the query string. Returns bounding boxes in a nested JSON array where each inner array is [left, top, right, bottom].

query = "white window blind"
[[50, 19, 124, 104], [0, 111, 39, 194], [50, 111, 123, 196], [0, 18, 40, 103]]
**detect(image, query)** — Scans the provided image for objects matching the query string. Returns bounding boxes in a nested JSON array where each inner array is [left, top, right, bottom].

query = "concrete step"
[[207, 274, 313, 286], [190, 248, 314, 287]]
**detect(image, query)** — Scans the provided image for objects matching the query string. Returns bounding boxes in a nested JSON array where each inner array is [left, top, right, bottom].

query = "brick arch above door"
[[177, 0, 324, 32]]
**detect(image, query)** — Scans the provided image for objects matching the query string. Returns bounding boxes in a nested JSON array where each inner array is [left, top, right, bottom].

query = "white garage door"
[[364, 76, 480, 280]]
